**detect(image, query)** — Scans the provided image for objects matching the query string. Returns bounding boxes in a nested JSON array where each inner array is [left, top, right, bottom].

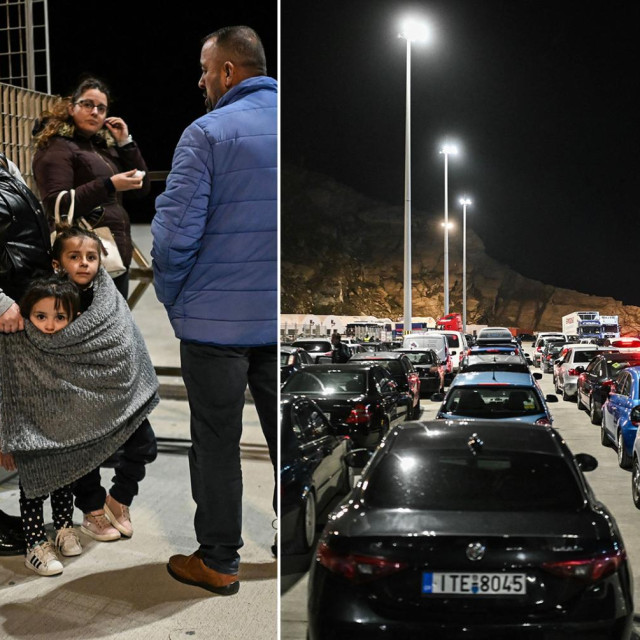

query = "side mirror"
[[575, 453, 598, 472], [430, 392, 445, 402], [533, 372, 542, 380], [631, 406, 640, 424], [345, 448, 373, 468], [546, 394, 559, 403]]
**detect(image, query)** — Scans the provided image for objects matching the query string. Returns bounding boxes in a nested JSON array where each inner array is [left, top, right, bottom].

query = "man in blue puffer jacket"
[[151, 25, 276, 596]]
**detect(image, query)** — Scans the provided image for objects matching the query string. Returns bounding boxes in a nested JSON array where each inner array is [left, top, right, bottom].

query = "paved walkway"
[[0, 225, 277, 640]]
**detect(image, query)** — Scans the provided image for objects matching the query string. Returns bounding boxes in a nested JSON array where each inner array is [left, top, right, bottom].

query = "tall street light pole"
[[439, 144, 457, 316], [460, 197, 472, 334], [399, 18, 430, 336]]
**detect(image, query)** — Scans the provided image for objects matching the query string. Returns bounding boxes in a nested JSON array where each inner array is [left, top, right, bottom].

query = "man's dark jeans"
[[180, 342, 277, 575]]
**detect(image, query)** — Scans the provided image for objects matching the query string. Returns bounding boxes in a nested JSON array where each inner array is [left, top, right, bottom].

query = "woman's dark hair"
[[19, 275, 81, 322], [71, 76, 111, 104], [52, 225, 102, 265]]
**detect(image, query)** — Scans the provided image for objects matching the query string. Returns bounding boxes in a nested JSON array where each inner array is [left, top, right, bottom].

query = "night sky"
[[45, 1, 276, 221], [281, 1, 640, 306]]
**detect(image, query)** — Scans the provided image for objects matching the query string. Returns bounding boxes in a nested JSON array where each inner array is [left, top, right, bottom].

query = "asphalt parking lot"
[[281, 365, 640, 639]]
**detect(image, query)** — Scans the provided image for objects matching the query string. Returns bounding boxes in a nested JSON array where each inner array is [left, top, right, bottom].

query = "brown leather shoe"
[[167, 552, 239, 596]]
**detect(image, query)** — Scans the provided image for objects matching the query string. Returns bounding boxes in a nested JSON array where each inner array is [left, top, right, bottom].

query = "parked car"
[[281, 345, 315, 383], [540, 342, 564, 373], [553, 345, 617, 400], [348, 351, 421, 418], [459, 344, 531, 374], [576, 353, 640, 425], [436, 371, 557, 424], [393, 348, 444, 396], [432, 330, 469, 373], [291, 339, 333, 362], [280, 396, 351, 555], [601, 366, 640, 469], [475, 326, 515, 345], [533, 335, 567, 368], [308, 421, 633, 639], [402, 332, 450, 372], [281, 363, 408, 448]]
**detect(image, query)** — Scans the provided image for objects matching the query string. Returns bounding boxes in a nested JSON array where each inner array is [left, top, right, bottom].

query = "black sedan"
[[348, 351, 420, 418], [393, 348, 443, 395], [308, 420, 633, 639], [281, 363, 407, 448], [280, 396, 351, 555], [576, 352, 640, 425], [281, 345, 315, 383]]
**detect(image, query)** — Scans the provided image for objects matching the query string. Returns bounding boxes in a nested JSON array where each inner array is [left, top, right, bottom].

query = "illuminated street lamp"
[[459, 197, 472, 333], [398, 17, 431, 335], [440, 143, 458, 315]]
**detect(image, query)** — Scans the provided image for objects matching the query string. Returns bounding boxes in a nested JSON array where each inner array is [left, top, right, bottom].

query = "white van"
[[402, 333, 451, 370], [432, 330, 469, 372]]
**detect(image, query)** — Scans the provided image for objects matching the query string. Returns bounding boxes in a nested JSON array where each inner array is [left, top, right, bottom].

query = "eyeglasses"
[[75, 99, 108, 115]]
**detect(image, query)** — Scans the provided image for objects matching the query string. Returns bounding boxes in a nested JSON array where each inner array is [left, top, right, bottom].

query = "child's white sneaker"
[[55, 526, 82, 556], [25, 541, 63, 576]]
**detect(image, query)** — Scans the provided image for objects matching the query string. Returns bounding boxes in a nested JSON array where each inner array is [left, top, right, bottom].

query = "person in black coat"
[[0, 153, 53, 555]]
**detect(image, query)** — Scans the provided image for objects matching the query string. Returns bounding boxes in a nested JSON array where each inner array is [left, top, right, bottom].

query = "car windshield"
[[282, 370, 366, 394], [365, 450, 583, 511], [573, 350, 599, 363], [443, 386, 543, 418], [464, 363, 529, 373], [444, 335, 460, 348], [403, 352, 435, 365]]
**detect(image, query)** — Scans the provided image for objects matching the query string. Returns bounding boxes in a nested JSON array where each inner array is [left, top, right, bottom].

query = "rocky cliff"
[[282, 166, 640, 335]]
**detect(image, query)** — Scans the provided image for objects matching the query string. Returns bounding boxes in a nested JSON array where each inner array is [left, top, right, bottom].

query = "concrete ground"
[[0, 225, 277, 640]]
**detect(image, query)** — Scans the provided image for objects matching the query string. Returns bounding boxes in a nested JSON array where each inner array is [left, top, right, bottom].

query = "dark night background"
[[45, 1, 276, 224], [281, 1, 640, 305]]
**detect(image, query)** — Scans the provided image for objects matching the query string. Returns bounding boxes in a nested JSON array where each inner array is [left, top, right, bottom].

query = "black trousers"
[[73, 418, 157, 512], [180, 342, 277, 575], [19, 483, 74, 548]]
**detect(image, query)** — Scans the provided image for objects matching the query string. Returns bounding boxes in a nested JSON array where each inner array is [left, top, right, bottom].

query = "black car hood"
[[327, 505, 611, 542]]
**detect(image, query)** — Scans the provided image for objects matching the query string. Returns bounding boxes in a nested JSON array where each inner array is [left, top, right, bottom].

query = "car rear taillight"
[[316, 542, 408, 583], [536, 346, 542, 352], [568, 369, 580, 376], [601, 379, 614, 388], [542, 550, 625, 583], [346, 403, 372, 425], [534, 417, 551, 425]]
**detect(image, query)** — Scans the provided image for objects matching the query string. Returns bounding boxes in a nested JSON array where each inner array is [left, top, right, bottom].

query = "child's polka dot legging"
[[19, 483, 74, 549]]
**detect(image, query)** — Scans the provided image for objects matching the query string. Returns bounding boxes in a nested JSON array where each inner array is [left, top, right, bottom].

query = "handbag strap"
[[53, 189, 75, 226]]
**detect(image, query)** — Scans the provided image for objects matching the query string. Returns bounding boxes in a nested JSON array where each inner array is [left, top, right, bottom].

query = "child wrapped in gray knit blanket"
[[0, 227, 159, 575]]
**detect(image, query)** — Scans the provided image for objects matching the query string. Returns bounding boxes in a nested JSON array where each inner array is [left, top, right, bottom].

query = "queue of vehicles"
[[282, 323, 640, 637]]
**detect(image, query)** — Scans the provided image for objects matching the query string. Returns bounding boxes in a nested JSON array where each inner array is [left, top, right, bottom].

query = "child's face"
[[29, 297, 71, 334], [53, 237, 100, 287]]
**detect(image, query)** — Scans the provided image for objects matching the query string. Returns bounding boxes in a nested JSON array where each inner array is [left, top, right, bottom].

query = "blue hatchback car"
[[436, 371, 558, 425], [601, 366, 640, 469]]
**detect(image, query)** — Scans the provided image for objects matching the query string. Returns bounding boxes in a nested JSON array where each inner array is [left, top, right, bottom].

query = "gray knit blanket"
[[0, 268, 159, 498]]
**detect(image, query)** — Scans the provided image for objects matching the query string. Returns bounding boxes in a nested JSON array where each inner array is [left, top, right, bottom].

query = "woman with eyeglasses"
[[32, 76, 150, 298]]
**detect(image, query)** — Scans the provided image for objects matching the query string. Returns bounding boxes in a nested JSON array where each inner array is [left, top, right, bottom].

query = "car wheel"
[[600, 422, 610, 447], [296, 490, 317, 553], [412, 398, 422, 419], [576, 392, 585, 411], [590, 398, 602, 425], [632, 458, 640, 509], [617, 431, 631, 469], [562, 388, 574, 402], [554, 376, 560, 394]]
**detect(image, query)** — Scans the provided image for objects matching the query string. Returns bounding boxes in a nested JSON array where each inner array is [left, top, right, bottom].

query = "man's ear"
[[224, 61, 234, 86]]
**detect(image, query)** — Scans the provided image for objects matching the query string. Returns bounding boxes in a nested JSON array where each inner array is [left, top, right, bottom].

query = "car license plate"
[[422, 572, 526, 595]]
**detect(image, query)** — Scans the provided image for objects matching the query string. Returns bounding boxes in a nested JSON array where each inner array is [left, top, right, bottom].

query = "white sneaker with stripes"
[[24, 541, 63, 576]]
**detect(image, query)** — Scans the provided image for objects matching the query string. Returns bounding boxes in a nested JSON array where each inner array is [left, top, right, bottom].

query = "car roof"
[[565, 344, 616, 351], [386, 420, 562, 455], [350, 351, 405, 360], [469, 345, 520, 353], [450, 371, 535, 387], [288, 363, 379, 372]]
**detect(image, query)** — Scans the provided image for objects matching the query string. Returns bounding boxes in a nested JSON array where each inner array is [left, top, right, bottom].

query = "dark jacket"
[[0, 165, 52, 302], [332, 342, 351, 363], [152, 76, 277, 346], [32, 129, 150, 267]]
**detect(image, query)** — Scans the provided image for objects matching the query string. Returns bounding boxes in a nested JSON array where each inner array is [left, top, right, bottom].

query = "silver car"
[[553, 345, 617, 400]]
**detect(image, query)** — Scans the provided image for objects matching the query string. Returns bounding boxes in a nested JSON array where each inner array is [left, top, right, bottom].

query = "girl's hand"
[[0, 451, 16, 471], [110, 169, 145, 192], [104, 117, 130, 144]]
